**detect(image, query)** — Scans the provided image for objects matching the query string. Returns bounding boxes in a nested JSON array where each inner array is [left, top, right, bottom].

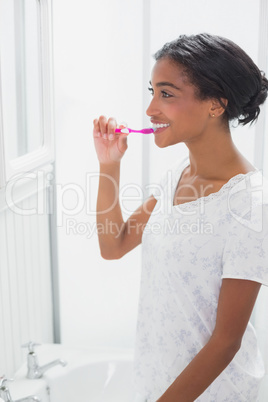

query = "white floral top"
[[133, 156, 268, 402]]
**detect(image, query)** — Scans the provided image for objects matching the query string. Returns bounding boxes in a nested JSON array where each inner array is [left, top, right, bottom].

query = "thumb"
[[117, 134, 128, 154]]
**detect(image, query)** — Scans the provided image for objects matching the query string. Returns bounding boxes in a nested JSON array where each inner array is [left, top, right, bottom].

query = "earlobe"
[[210, 98, 228, 117]]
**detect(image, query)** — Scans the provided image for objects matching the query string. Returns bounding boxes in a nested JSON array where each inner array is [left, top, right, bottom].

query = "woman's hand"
[[93, 116, 128, 164]]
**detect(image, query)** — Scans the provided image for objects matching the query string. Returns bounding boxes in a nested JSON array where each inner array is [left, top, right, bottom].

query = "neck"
[[184, 125, 254, 180]]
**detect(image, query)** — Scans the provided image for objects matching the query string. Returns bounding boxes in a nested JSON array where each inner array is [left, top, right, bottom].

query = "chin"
[[154, 136, 182, 148], [154, 138, 169, 148], [155, 141, 168, 148]]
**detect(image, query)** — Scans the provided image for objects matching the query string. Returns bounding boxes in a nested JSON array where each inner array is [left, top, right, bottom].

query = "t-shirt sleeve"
[[222, 203, 268, 286]]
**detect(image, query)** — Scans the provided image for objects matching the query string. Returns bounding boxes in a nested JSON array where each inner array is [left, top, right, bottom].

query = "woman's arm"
[[94, 116, 157, 259], [157, 278, 261, 402], [97, 162, 157, 259]]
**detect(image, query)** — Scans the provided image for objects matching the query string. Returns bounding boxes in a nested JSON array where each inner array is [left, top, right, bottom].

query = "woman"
[[93, 34, 268, 401]]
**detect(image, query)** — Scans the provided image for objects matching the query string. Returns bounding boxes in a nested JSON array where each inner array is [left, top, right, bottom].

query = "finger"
[[93, 118, 101, 138], [99, 115, 108, 134], [107, 117, 117, 141]]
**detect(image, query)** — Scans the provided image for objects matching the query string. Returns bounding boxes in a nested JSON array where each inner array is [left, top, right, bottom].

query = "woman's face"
[[147, 58, 214, 148]]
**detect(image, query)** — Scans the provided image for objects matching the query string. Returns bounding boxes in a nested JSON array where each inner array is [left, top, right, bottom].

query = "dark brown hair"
[[154, 33, 268, 125]]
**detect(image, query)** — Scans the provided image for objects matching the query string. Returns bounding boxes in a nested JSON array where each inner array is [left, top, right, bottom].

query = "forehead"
[[151, 58, 190, 86]]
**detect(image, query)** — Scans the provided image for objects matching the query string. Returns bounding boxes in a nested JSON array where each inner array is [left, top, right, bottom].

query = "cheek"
[[170, 106, 198, 128], [168, 100, 196, 118], [165, 104, 183, 122], [177, 102, 209, 125], [170, 106, 209, 140]]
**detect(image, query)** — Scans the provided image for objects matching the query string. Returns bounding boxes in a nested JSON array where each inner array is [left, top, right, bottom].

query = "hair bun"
[[239, 73, 268, 125]]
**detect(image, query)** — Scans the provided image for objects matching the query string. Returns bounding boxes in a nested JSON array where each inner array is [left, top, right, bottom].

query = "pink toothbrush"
[[115, 127, 155, 134]]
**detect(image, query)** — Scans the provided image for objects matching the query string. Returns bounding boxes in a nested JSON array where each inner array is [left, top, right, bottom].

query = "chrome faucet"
[[0, 377, 40, 402], [22, 342, 67, 379]]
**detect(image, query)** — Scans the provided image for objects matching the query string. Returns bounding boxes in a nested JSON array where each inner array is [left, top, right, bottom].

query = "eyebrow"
[[149, 80, 181, 90]]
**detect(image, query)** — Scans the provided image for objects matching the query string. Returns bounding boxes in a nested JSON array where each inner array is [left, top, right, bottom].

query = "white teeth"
[[152, 123, 170, 129]]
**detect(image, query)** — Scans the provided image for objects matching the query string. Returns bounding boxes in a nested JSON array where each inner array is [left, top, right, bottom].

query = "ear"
[[209, 98, 228, 118]]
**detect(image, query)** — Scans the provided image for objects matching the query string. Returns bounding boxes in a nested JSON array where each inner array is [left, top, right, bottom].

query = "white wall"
[[53, 0, 144, 349], [53, 0, 267, 361]]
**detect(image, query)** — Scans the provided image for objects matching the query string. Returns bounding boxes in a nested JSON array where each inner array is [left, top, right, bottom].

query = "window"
[[0, 0, 54, 187]]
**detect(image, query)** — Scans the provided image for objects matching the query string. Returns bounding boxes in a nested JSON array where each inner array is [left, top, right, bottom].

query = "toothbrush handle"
[[114, 128, 154, 134]]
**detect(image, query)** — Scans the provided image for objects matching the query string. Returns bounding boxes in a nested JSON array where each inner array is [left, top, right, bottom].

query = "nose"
[[146, 96, 160, 117]]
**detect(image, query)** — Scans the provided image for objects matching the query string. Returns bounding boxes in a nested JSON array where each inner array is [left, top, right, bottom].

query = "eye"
[[161, 91, 172, 98], [148, 86, 173, 98], [148, 86, 154, 95]]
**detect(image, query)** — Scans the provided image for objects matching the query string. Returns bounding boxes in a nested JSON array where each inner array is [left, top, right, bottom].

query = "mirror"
[[0, 0, 44, 160]]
